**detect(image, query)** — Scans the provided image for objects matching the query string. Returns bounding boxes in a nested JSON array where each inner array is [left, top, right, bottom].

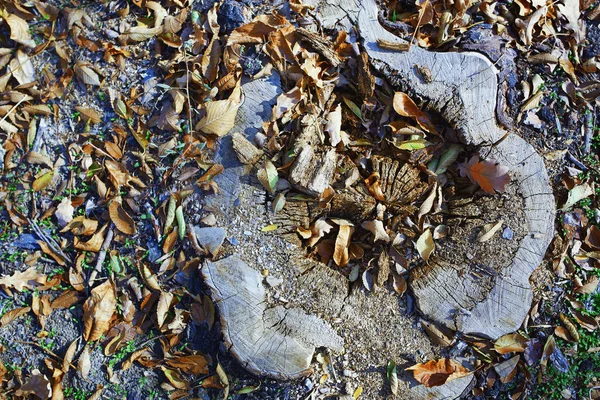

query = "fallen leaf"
[[10, 50, 36, 84], [0, 267, 47, 292], [257, 160, 278, 193], [361, 220, 391, 242], [83, 280, 117, 342], [333, 224, 354, 267], [495, 355, 519, 384], [156, 291, 173, 328], [563, 183, 594, 210], [387, 360, 398, 395], [109, 198, 136, 235], [15, 369, 52, 399], [0, 306, 31, 328], [325, 104, 342, 146], [32, 170, 55, 192], [165, 355, 209, 375], [6, 14, 36, 47], [458, 155, 510, 194], [416, 229, 434, 263], [494, 333, 529, 354], [477, 220, 504, 242], [55, 197, 74, 228], [393, 92, 438, 134], [78, 345, 91, 379], [195, 87, 242, 136], [62, 338, 79, 373], [406, 359, 471, 388], [74, 61, 101, 86]]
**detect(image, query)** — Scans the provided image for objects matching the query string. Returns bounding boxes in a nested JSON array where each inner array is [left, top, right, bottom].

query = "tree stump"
[[197, 0, 555, 398]]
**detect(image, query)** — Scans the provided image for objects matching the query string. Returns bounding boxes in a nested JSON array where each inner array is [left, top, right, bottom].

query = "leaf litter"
[[0, 0, 596, 398]]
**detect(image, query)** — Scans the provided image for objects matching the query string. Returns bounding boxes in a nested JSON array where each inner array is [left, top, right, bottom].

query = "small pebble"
[[342, 369, 358, 378], [502, 226, 514, 240], [229, 237, 239, 246], [201, 213, 217, 226], [304, 378, 313, 390], [243, 230, 252, 236]]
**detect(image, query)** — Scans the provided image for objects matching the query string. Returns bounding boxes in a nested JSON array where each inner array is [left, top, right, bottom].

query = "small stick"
[[89, 224, 115, 284], [29, 219, 72, 262], [143, 202, 161, 241], [584, 106, 594, 154]]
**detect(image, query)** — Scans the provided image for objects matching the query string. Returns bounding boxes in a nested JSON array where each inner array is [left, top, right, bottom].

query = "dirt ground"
[[1, 0, 600, 399]]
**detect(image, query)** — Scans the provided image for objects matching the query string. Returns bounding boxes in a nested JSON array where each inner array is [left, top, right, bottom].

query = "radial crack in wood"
[[346, 0, 555, 340], [202, 255, 343, 380]]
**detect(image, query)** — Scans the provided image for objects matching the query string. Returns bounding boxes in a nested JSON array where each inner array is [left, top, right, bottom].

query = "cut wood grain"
[[349, 0, 554, 339], [202, 255, 343, 379]]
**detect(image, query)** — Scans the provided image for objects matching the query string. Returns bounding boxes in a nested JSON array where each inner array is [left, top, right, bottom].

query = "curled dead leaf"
[[406, 358, 471, 388], [83, 280, 117, 342]]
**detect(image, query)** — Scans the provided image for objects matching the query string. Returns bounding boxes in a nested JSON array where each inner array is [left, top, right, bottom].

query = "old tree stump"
[[198, 0, 555, 398]]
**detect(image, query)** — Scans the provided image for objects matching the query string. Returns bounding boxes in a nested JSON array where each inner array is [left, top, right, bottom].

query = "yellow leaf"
[[353, 386, 363, 399], [32, 170, 55, 192], [261, 224, 278, 232]]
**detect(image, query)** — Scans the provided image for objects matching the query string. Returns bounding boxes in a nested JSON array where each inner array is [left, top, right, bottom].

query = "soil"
[[0, 0, 598, 399]]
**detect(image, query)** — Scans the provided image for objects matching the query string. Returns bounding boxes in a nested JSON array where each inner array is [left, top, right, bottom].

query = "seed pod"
[[176, 205, 185, 240], [164, 196, 176, 232]]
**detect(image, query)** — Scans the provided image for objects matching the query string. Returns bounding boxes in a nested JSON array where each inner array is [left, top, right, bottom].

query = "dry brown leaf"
[[165, 355, 209, 375], [75, 107, 102, 124], [156, 291, 173, 329], [406, 359, 471, 388], [458, 155, 510, 194], [60, 216, 98, 236], [10, 49, 36, 85], [78, 345, 91, 379], [325, 104, 342, 147], [333, 224, 354, 267], [74, 61, 101, 86], [6, 14, 36, 47], [416, 229, 434, 263], [62, 338, 79, 373], [0, 266, 47, 292], [0, 306, 31, 328], [195, 86, 242, 136], [74, 224, 107, 252], [55, 197, 74, 228], [15, 369, 52, 399], [393, 92, 438, 134], [575, 275, 599, 294], [161, 367, 190, 390], [494, 333, 528, 354], [83, 280, 117, 342], [361, 220, 391, 242], [495, 355, 519, 384], [109, 198, 136, 235], [227, 14, 288, 45]]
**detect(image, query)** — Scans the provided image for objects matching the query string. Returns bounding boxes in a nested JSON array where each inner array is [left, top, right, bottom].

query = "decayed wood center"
[[198, 0, 555, 398]]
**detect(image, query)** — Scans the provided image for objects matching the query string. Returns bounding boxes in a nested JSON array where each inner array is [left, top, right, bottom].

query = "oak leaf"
[[0, 267, 47, 292], [458, 155, 510, 194], [109, 198, 136, 235]]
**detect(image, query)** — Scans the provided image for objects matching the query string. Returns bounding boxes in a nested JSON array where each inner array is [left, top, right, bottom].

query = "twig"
[[0, 96, 27, 126], [566, 152, 587, 171], [29, 219, 72, 262], [89, 224, 115, 284], [584, 106, 594, 155], [143, 202, 161, 241]]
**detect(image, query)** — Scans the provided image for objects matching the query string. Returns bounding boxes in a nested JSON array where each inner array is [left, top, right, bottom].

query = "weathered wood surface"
[[345, 0, 555, 340], [197, 0, 556, 397], [202, 255, 343, 379]]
